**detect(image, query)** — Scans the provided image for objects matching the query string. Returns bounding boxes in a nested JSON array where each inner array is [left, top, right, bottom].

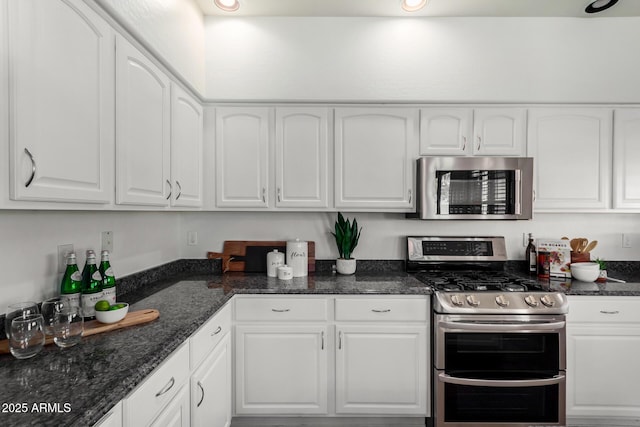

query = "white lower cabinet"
[[566, 296, 640, 422]]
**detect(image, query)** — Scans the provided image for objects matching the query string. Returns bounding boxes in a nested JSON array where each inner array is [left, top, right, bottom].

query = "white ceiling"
[[196, 0, 640, 18]]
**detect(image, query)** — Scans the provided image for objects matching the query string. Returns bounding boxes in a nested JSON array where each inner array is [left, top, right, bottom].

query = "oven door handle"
[[438, 372, 565, 388], [440, 320, 565, 332]]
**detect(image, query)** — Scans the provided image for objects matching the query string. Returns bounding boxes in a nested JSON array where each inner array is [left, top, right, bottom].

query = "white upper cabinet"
[[527, 108, 612, 211], [8, 0, 114, 203], [171, 84, 203, 208], [115, 35, 171, 207], [335, 108, 418, 210], [215, 107, 270, 208], [420, 108, 526, 157], [275, 108, 330, 209], [613, 109, 640, 209]]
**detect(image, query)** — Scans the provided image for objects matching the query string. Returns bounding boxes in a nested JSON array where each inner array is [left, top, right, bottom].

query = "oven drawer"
[[335, 296, 428, 322], [567, 296, 640, 323]]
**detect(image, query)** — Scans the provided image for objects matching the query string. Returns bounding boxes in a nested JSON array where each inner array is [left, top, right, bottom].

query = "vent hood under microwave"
[[407, 156, 534, 220]]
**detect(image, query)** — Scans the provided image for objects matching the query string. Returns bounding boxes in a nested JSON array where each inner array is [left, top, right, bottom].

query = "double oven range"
[[408, 236, 569, 427]]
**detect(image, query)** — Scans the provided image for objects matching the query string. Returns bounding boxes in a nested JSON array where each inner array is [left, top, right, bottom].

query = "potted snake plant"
[[331, 212, 362, 275]]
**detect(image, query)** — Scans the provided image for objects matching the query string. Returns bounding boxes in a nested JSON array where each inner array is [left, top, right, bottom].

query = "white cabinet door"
[[191, 333, 232, 427], [8, 0, 114, 203], [613, 109, 640, 209], [115, 35, 171, 206], [335, 325, 428, 415], [335, 108, 418, 210], [419, 108, 473, 156], [527, 108, 612, 211], [215, 107, 269, 208], [473, 108, 527, 156], [150, 384, 190, 427], [275, 108, 330, 208], [235, 325, 328, 414], [170, 84, 203, 208]]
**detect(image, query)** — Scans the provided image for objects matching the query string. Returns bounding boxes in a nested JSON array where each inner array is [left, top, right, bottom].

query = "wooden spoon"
[[578, 238, 588, 254], [584, 240, 598, 253], [570, 238, 580, 252]]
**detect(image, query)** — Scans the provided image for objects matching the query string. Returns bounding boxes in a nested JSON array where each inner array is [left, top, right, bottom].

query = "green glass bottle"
[[99, 250, 116, 305], [60, 252, 82, 310], [81, 250, 103, 319]]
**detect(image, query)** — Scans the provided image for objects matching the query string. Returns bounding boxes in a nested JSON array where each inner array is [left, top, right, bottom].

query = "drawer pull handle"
[[155, 377, 175, 397], [600, 310, 620, 315], [197, 381, 205, 407], [272, 308, 290, 313], [211, 326, 222, 336], [372, 309, 391, 313], [24, 148, 36, 187]]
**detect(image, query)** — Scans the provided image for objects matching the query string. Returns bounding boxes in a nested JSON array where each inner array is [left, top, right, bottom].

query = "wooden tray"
[[208, 240, 315, 273], [0, 309, 159, 354]]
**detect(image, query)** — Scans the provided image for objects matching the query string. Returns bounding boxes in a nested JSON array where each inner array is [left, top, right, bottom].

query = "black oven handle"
[[440, 320, 565, 332], [438, 372, 565, 388]]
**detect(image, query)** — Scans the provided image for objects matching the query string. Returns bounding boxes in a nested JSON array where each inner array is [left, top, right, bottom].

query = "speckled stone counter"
[[0, 270, 427, 427]]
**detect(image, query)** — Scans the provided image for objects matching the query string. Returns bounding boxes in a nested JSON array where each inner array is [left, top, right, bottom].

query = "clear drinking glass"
[[5, 302, 39, 340], [41, 297, 66, 336], [53, 307, 84, 348], [9, 314, 45, 359]]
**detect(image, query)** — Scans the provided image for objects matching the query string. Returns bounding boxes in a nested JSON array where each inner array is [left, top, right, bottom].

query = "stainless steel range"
[[408, 236, 568, 427]]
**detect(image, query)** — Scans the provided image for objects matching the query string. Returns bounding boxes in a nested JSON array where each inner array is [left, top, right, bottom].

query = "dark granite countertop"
[[0, 269, 428, 427]]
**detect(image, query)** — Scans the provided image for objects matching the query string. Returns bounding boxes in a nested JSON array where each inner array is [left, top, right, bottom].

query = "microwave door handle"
[[440, 320, 565, 332], [439, 373, 565, 388], [515, 169, 522, 215]]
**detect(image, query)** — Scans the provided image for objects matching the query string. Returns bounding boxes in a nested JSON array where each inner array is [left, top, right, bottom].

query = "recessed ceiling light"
[[214, 0, 239, 12], [402, 0, 428, 13], [585, 0, 619, 14]]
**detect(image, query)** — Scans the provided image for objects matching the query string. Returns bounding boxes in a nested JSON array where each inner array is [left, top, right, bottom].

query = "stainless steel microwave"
[[407, 156, 534, 220]]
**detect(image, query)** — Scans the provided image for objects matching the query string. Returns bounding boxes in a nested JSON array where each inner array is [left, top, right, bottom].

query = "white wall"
[[0, 210, 181, 314], [204, 17, 640, 102], [180, 211, 640, 262], [96, 0, 206, 94]]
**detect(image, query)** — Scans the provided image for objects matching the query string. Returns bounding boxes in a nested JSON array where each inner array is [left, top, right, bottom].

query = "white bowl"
[[571, 263, 600, 282], [95, 303, 129, 324]]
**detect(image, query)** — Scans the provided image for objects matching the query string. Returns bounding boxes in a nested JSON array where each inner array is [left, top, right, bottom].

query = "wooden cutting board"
[[208, 240, 315, 273], [0, 309, 159, 354]]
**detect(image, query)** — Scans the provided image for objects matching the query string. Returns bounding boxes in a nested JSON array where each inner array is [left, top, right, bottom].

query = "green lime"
[[94, 300, 111, 312], [109, 303, 126, 310]]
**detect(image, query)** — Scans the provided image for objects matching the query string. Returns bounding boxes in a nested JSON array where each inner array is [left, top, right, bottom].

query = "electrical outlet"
[[187, 231, 198, 246], [622, 233, 632, 248], [102, 231, 114, 253], [57, 244, 74, 273]]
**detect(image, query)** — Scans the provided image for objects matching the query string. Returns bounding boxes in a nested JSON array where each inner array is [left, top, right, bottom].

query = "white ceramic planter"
[[336, 258, 356, 275]]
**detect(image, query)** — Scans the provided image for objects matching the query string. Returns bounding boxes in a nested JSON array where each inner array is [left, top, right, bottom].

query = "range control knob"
[[450, 295, 464, 307], [540, 295, 556, 307], [495, 295, 510, 307], [466, 295, 480, 307], [525, 295, 540, 307]]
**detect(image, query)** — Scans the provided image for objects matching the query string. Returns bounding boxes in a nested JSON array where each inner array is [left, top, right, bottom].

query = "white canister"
[[266, 249, 285, 277], [277, 265, 293, 280], [286, 239, 308, 277]]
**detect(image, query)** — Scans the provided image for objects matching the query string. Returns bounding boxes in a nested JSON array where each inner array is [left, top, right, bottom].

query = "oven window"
[[443, 382, 559, 423], [445, 332, 559, 373], [436, 170, 516, 215]]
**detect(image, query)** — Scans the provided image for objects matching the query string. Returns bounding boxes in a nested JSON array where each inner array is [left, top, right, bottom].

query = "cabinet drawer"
[[235, 297, 328, 322], [567, 296, 640, 323], [124, 342, 190, 426], [190, 303, 232, 369], [335, 297, 428, 322]]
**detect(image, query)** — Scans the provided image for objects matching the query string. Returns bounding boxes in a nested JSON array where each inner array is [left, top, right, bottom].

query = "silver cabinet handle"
[[262, 187, 266, 203], [477, 135, 482, 151], [271, 308, 290, 313], [462, 136, 467, 151], [372, 309, 391, 313], [24, 148, 36, 187], [211, 326, 222, 336], [277, 187, 281, 202], [175, 180, 182, 200], [408, 189, 412, 204], [166, 180, 172, 200], [338, 331, 343, 350], [321, 331, 325, 350], [600, 310, 620, 315], [155, 376, 175, 397], [197, 381, 205, 407]]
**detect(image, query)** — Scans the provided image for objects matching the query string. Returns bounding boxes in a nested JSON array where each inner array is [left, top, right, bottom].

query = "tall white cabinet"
[[613, 109, 640, 209], [7, 0, 114, 203]]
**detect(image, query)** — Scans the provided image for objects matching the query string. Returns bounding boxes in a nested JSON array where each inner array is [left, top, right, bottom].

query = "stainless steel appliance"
[[408, 156, 534, 220], [407, 236, 568, 427]]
